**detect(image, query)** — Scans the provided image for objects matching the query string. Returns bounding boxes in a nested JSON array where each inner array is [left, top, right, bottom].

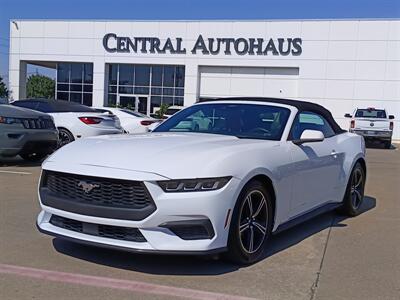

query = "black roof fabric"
[[17, 99, 97, 113], [199, 97, 345, 134]]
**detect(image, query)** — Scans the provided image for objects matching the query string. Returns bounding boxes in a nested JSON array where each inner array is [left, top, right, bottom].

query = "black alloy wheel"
[[226, 180, 273, 264], [338, 162, 366, 217]]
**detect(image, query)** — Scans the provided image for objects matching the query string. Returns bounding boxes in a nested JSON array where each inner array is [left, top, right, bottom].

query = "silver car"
[[0, 105, 58, 161]]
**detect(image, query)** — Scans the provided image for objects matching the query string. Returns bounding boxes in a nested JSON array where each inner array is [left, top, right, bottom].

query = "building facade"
[[8, 19, 400, 138]]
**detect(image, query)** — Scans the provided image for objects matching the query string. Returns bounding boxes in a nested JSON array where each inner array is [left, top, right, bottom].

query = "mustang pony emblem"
[[78, 181, 100, 193]]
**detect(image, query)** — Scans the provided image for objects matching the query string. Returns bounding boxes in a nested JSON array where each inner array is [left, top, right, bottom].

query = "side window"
[[291, 111, 335, 140]]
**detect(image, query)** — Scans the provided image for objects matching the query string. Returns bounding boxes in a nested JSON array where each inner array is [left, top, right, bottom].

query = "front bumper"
[[350, 129, 392, 140], [0, 127, 58, 157], [37, 171, 240, 253]]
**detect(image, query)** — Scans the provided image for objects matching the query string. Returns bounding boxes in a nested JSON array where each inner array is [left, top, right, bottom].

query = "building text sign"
[[103, 34, 302, 56]]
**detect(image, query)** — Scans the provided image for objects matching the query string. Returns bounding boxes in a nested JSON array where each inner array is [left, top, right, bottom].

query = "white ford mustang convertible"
[[37, 98, 366, 264]]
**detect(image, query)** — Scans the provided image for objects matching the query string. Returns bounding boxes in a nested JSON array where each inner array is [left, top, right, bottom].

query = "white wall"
[[9, 19, 400, 139]]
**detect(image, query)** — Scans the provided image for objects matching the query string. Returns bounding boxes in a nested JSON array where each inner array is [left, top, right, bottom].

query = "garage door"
[[199, 66, 299, 99]]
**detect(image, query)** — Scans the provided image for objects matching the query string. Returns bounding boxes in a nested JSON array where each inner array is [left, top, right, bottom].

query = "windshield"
[[355, 109, 387, 119], [153, 103, 291, 140]]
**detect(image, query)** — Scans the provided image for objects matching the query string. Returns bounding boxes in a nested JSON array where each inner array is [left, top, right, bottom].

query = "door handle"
[[331, 150, 338, 158]]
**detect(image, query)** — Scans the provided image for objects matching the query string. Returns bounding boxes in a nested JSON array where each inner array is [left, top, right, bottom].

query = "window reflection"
[[107, 63, 185, 113]]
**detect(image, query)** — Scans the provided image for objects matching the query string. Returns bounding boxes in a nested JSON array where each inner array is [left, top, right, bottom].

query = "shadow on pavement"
[[53, 196, 376, 276], [0, 156, 43, 167], [365, 141, 397, 150]]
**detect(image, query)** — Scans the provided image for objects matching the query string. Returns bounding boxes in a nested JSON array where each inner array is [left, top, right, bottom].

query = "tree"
[[26, 74, 55, 99], [0, 76, 9, 98], [155, 103, 170, 119]]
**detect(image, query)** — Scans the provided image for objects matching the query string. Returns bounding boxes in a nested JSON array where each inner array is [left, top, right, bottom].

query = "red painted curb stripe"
[[0, 264, 256, 300]]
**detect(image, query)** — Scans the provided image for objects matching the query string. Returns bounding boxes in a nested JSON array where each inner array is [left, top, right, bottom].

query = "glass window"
[[163, 88, 174, 95], [71, 63, 83, 83], [291, 111, 336, 139], [119, 64, 134, 85], [151, 87, 162, 95], [119, 86, 133, 94], [150, 96, 161, 113], [175, 66, 185, 87], [70, 92, 82, 103], [151, 66, 163, 86], [135, 87, 149, 94], [135, 65, 150, 86], [174, 88, 184, 96], [108, 64, 118, 85], [57, 84, 69, 92], [83, 93, 93, 106], [57, 63, 69, 83], [70, 84, 82, 92], [108, 94, 117, 106], [163, 66, 175, 87], [355, 108, 387, 118], [13, 101, 38, 110], [174, 97, 184, 106], [84, 63, 93, 84], [154, 103, 291, 141], [83, 85, 93, 93], [108, 85, 118, 93], [162, 96, 173, 106], [57, 92, 69, 101]]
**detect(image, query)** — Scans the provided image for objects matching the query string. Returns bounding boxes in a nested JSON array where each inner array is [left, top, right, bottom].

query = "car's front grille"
[[21, 118, 55, 130], [50, 215, 146, 242], [44, 171, 152, 209], [40, 171, 157, 221]]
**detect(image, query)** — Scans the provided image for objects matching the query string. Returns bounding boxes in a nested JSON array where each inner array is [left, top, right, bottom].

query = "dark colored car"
[[0, 105, 58, 161]]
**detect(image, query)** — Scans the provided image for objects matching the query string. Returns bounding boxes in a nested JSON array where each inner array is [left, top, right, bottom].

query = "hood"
[[0, 104, 50, 118], [45, 132, 279, 179]]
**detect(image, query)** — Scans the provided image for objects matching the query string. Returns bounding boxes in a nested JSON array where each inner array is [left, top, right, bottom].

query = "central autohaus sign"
[[103, 34, 302, 56]]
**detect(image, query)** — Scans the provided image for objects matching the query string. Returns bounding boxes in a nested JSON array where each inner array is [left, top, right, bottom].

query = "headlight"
[[157, 177, 232, 192], [0, 116, 21, 124]]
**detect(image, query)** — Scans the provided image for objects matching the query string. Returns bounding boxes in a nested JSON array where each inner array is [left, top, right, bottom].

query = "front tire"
[[338, 162, 366, 217], [226, 180, 273, 264], [384, 140, 392, 149]]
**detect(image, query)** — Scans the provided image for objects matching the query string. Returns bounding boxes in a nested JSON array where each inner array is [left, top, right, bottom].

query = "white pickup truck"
[[345, 108, 395, 148]]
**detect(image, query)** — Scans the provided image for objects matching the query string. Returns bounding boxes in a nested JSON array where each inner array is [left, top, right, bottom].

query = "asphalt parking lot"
[[0, 146, 399, 300]]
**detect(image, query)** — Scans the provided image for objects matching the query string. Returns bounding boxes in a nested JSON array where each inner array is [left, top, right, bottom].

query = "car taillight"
[[140, 120, 156, 126], [389, 122, 393, 130], [79, 117, 103, 125], [350, 120, 355, 129]]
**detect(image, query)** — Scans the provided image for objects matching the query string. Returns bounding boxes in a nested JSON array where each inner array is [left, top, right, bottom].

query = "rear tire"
[[225, 180, 273, 264], [338, 162, 365, 217], [58, 128, 74, 147]]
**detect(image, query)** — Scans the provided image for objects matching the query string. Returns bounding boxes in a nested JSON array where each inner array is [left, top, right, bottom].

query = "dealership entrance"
[[117, 94, 150, 115]]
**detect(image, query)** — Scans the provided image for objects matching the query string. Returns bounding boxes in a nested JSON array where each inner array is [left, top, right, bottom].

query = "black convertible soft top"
[[199, 97, 345, 134]]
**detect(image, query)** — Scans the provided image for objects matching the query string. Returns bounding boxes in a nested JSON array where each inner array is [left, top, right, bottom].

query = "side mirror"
[[293, 130, 325, 145], [389, 115, 395, 120], [344, 113, 352, 118]]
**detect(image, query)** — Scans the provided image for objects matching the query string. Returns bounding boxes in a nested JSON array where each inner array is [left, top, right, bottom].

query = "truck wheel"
[[20, 152, 47, 162], [384, 140, 392, 149]]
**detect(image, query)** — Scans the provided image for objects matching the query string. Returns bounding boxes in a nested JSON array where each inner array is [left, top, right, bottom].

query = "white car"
[[37, 98, 366, 264], [345, 107, 395, 148], [12, 99, 124, 146], [95, 107, 159, 134]]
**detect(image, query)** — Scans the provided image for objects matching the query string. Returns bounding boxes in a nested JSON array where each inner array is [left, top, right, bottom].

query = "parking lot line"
[[0, 264, 256, 300], [0, 170, 32, 175]]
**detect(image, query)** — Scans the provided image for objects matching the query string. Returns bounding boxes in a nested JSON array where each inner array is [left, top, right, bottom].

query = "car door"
[[288, 111, 343, 217]]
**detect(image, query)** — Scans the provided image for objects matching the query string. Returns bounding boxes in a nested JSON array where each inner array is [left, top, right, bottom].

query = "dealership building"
[[8, 19, 400, 138]]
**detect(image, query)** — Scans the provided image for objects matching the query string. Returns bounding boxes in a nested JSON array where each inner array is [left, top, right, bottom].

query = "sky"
[[0, 0, 399, 84]]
